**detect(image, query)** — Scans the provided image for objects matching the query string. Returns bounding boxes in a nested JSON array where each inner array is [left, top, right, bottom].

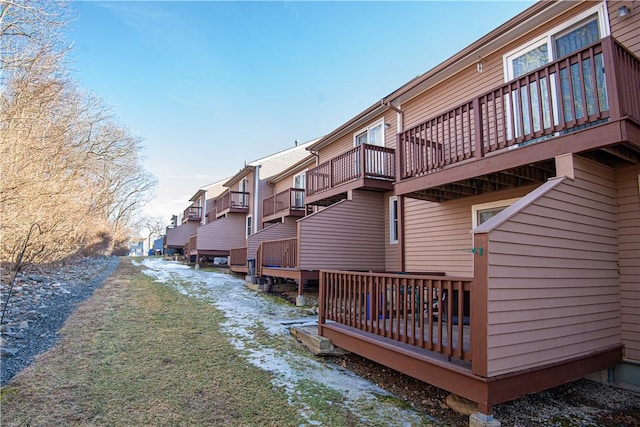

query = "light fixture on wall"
[[476, 58, 484, 73], [618, 5, 630, 18]]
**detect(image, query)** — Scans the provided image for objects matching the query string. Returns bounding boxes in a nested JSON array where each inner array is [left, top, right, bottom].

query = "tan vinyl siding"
[[318, 111, 397, 162], [617, 165, 640, 361], [298, 190, 385, 271], [318, 135, 353, 163], [404, 186, 535, 276], [273, 174, 299, 194], [247, 218, 297, 260], [196, 214, 247, 252], [400, 1, 595, 130], [609, 0, 640, 56], [166, 222, 199, 247], [383, 110, 398, 149], [484, 157, 621, 376]]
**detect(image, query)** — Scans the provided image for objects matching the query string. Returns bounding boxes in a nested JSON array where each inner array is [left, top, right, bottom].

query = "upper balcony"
[[182, 206, 202, 223], [305, 143, 395, 206], [215, 190, 250, 218], [262, 188, 306, 224], [395, 36, 640, 201]]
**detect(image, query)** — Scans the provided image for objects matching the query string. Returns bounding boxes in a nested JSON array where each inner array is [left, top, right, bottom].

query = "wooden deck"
[[215, 190, 250, 218], [262, 188, 306, 224], [229, 247, 248, 274], [318, 269, 623, 413], [257, 237, 319, 284], [319, 271, 472, 362], [396, 37, 640, 200], [305, 144, 395, 206]]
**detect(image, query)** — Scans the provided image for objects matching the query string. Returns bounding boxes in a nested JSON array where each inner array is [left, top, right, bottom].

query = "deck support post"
[[470, 413, 501, 427], [296, 280, 306, 306]]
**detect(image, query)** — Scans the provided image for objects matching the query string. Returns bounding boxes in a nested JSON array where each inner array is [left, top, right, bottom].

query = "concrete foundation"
[[469, 413, 501, 427], [290, 325, 349, 356], [296, 295, 306, 306]]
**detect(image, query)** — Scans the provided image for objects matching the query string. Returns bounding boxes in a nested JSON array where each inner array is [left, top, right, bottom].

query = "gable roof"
[[267, 154, 316, 185], [224, 137, 321, 187]]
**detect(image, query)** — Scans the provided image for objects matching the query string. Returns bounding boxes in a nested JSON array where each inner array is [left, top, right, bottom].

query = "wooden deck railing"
[[319, 271, 472, 362], [183, 206, 202, 222], [263, 188, 305, 217], [257, 237, 298, 277], [399, 37, 640, 180], [188, 234, 197, 254], [229, 247, 248, 266], [306, 144, 395, 196], [215, 190, 250, 213]]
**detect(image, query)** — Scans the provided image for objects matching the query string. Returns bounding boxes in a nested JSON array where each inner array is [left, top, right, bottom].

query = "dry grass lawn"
[[0, 260, 303, 426]]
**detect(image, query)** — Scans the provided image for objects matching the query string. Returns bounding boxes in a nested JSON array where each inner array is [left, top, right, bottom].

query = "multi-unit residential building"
[[166, 0, 639, 422], [164, 179, 227, 258], [307, 0, 639, 421], [242, 1, 640, 420], [177, 140, 317, 267]]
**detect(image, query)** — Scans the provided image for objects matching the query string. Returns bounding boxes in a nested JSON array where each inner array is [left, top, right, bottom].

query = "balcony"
[[182, 206, 202, 223], [319, 270, 471, 361], [262, 188, 306, 224], [395, 37, 640, 201], [215, 190, 250, 218], [305, 144, 395, 206], [205, 209, 216, 224], [256, 237, 318, 282]]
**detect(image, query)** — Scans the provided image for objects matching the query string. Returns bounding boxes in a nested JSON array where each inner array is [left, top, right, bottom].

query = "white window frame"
[[239, 177, 248, 192], [389, 196, 399, 245], [246, 215, 252, 237], [502, 3, 608, 141], [502, 2, 609, 80], [292, 170, 307, 208], [293, 170, 306, 189], [353, 119, 385, 147], [471, 198, 520, 229]]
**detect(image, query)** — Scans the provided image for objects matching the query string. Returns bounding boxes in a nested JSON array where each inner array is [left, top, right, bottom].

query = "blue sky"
[[67, 0, 535, 230]]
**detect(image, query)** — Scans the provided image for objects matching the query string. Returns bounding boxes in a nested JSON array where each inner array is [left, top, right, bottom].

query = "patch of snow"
[[140, 258, 426, 425]]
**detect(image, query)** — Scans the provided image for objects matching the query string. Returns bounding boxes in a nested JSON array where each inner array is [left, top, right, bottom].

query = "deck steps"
[[290, 324, 349, 356]]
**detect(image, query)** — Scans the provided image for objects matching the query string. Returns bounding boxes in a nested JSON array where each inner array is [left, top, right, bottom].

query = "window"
[[354, 120, 384, 147], [354, 120, 386, 177], [389, 196, 398, 244], [246, 215, 252, 237], [471, 198, 519, 229], [503, 3, 609, 139], [293, 171, 306, 208]]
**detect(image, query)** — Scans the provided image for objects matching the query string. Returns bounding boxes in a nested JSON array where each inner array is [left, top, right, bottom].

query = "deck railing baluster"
[[318, 270, 472, 362]]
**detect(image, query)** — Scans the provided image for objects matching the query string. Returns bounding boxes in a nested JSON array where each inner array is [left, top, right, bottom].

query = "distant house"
[[303, 0, 640, 421], [151, 236, 164, 255], [128, 238, 145, 256]]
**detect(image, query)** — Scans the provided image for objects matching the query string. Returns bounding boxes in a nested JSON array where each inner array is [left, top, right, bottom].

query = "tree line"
[[1, 0, 157, 265]]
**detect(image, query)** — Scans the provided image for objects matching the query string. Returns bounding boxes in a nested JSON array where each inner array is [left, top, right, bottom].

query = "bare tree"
[[1, 0, 157, 264], [143, 217, 165, 255]]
